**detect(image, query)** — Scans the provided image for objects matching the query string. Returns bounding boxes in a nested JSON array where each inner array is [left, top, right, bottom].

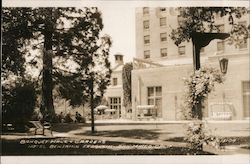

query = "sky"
[[99, 6, 136, 64]]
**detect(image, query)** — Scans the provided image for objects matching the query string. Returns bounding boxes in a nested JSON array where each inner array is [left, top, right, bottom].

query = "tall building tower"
[[135, 7, 192, 62]]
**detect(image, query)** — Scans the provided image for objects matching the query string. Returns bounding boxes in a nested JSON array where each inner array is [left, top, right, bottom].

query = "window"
[[147, 86, 162, 117], [113, 78, 118, 86], [217, 41, 225, 52], [177, 15, 185, 26], [178, 46, 185, 56], [216, 24, 225, 32], [216, 25, 225, 52], [144, 35, 150, 44], [144, 50, 150, 59], [109, 97, 121, 117], [143, 20, 149, 29], [160, 32, 167, 42], [143, 7, 149, 15], [243, 81, 250, 117], [239, 40, 248, 49], [160, 48, 167, 57], [160, 8, 166, 12], [160, 17, 166, 26], [239, 21, 248, 49], [115, 55, 123, 62]]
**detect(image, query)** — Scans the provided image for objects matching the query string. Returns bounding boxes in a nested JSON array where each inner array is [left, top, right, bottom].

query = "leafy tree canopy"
[[2, 7, 112, 112]]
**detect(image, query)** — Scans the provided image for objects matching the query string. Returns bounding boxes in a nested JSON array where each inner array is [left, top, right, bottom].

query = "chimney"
[[114, 53, 124, 65]]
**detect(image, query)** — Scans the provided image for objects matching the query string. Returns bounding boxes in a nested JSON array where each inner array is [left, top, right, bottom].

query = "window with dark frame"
[[177, 15, 185, 26], [160, 8, 166, 12], [109, 97, 121, 116], [216, 24, 225, 33], [178, 46, 185, 56], [144, 50, 150, 59], [113, 78, 118, 86], [147, 86, 162, 117], [143, 20, 150, 29], [239, 21, 248, 49], [160, 48, 167, 57], [160, 32, 167, 42], [217, 40, 225, 52], [143, 7, 149, 15], [144, 35, 150, 44], [160, 17, 166, 26]]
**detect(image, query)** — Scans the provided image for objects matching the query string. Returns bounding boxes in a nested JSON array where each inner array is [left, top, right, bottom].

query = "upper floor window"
[[160, 32, 167, 42], [144, 35, 150, 44], [160, 17, 166, 26], [144, 50, 150, 59], [177, 15, 185, 26], [160, 48, 168, 57], [115, 55, 123, 62], [178, 46, 185, 56], [216, 24, 225, 32], [143, 20, 150, 29], [239, 21, 248, 49], [113, 78, 118, 86], [143, 7, 149, 15], [160, 8, 166, 12], [239, 40, 248, 49], [217, 40, 225, 52]]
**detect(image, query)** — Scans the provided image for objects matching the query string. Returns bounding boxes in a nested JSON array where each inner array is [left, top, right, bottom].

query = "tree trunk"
[[90, 76, 95, 133], [41, 8, 55, 121], [192, 99, 203, 120]]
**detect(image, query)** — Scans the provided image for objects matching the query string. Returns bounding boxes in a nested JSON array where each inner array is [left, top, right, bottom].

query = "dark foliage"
[[2, 79, 37, 126], [122, 63, 133, 109]]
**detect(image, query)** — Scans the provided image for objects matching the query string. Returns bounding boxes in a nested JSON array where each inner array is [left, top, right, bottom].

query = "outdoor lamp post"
[[219, 57, 229, 74], [190, 32, 230, 120], [219, 57, 229, 116]]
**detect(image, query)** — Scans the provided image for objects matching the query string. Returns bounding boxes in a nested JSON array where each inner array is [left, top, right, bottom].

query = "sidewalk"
[[88, 119, 250, 124]]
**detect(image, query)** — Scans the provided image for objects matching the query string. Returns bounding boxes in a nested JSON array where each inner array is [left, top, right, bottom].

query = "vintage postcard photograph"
[[1, 0, 250, 163]]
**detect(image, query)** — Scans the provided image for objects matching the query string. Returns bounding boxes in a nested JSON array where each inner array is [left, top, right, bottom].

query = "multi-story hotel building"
[[131, 7, 250, 121]]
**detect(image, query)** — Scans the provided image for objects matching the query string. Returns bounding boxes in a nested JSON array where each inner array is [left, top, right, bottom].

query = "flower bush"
[[183, 67, 225, 151], [185, 121, 236, 151], [183, 67, 224, 119]]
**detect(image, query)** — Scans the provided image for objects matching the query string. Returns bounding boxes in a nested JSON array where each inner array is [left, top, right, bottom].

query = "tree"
[[171, 7, 250, 46], [122, 63, 133, 110], [2, 7, 112, 122], [2, 78, 37, 130]]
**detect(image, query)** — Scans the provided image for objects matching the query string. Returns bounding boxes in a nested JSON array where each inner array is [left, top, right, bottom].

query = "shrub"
[[2, 79, 37, 126], [183, 67, 224, 119]]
